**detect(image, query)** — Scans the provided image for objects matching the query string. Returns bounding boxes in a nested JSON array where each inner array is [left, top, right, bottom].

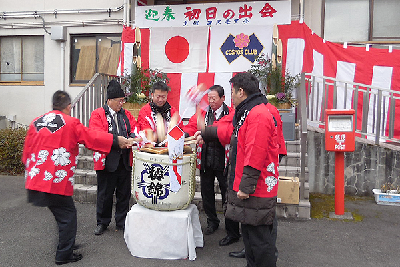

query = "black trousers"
[[49, 199, 77, 261], [28, 190, 77, 261], [96, 159, 131, 228], [225, 217, 241, 239], [241, 216, 278, 267], [200, 168, 227, 227]]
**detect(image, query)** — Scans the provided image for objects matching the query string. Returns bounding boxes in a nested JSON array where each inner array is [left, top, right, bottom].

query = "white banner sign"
[[209, 25, 273, 72], [136, 1, 291, 28]]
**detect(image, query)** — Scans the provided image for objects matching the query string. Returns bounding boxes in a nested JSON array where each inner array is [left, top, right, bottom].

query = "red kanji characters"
[[238, 4, 253, 19], [223, 9, 235, 19], [184, 7, 201, 21], [206, 7, 217, 20], [259, 3, 277, 18]]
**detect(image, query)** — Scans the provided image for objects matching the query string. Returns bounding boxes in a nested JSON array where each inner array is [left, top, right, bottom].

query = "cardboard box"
[[277, 177, 299, 204]]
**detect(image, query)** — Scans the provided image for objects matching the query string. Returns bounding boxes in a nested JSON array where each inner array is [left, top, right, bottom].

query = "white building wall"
[[0, 0, 129, 126]]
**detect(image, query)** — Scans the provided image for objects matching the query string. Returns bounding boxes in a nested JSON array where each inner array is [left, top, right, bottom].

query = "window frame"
[[69, 33, 121, 85], [323, 0, 400, 42], [0, 35, 44, 85]]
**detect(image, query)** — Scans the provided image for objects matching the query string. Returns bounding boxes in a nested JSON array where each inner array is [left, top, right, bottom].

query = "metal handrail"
[[300, 72, 400, 145], [71, 73, 125, 127], [298, 73, 307, 201], [297, 72, 400, 200]]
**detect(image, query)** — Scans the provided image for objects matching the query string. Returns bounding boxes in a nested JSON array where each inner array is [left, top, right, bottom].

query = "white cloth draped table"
[[124, 204, 203, 260]]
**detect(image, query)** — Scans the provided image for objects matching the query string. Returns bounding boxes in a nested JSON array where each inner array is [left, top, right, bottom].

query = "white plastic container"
[[372, 189, 400, 206]]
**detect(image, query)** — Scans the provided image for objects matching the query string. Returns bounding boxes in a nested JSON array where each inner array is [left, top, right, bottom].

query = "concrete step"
[[276, 200, 311, 220], [285, 140, 301, 153], [76, 155, 94, 170], [73, 172, 308, 201], [73, 184, 97, 203], [79, 144, 94, 157], [280, 152, 308, 167], [73, 138, 309, 208], [192, 192, 310, 220], [302, 182, 310, 200], [194, 175, 225, 195], [74, 177, 310, 220], [74, 169, 97, 185], [192, 191, 223, 213], [278, 165, 308, 179]]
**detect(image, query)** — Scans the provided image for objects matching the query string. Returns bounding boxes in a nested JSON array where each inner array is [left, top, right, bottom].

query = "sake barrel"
[[132, 150, 196, 211]]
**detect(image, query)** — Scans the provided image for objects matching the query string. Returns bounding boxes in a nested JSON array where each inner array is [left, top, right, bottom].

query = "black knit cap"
[[107, 79, 125, 100]]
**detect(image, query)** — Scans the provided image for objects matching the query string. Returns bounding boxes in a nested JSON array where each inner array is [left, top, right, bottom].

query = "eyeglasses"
[[114, 98, 126, 104]]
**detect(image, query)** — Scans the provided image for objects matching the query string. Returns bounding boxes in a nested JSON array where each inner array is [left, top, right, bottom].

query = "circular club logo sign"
[[165, 36, 189, 63]]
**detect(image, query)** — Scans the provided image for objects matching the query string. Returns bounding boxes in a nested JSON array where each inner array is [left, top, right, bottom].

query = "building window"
[[324, 0, 369, 42], [0, 36, 44, 83], [70, 35, 121, 84], [324, 0, 400, 42], [372, 0, 400, 40]]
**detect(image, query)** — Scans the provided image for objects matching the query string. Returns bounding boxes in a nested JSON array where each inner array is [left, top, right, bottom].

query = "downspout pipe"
[[123, 0, 128, 26], [61, 41, 65, 91], [300, 0, 304, 23], [1, 6, 124, 19]]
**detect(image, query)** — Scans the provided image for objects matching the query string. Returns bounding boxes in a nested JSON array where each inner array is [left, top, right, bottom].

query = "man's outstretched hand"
[[117, 136, 132, 149]]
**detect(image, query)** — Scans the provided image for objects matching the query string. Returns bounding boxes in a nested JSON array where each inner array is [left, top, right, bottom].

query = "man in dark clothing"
[[23, 90, 131, 265], [183, 85, 234, 237]]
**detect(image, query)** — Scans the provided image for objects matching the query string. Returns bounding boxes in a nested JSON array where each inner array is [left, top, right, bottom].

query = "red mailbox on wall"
[[325, 109, 355, 217], [325, 109, 355, 152]]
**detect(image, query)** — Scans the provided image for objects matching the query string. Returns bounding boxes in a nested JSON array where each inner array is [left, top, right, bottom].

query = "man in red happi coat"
[[23, 90, 132, 265], [89, 80, 141, 236], [197, 73, 282, 267], [198, 95, 287, 259], [137, 81, 183, 145]]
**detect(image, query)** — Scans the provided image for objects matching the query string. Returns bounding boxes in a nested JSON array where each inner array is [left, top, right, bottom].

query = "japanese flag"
[[150, 27, 209, 73]]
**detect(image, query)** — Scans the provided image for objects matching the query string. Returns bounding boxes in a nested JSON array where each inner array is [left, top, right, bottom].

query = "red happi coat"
[[215, 112, 235, 146], [137, 103, 183, 132], [183, 105, 233, 169], [89, 107, 138, 170], [216, 104, 287, 156], [232, 104, 279, 198], [183, 106, 234, 136], [266, 103, 287, 156], [23, 110, 113, 196]]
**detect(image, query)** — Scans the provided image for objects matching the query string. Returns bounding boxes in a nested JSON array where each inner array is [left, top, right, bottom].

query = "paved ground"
[[1, 175, 400, 267]]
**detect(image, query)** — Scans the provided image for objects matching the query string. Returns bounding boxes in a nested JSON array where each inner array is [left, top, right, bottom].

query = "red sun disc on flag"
[[165, 36, 190, 63]]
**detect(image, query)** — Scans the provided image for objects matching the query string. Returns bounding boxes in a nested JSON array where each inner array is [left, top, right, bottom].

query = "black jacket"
[[103, 106, 135, 172], [200, 103, 230, 171]]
